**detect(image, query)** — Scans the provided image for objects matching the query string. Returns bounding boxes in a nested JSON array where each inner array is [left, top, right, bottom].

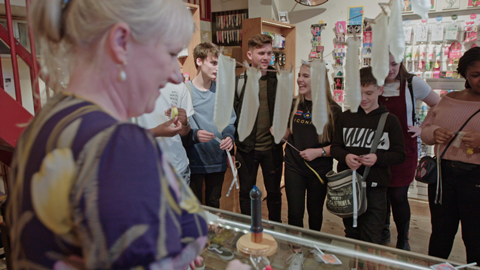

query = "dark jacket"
[[233, 66, 282, 153], [331, 105, 406, 187]]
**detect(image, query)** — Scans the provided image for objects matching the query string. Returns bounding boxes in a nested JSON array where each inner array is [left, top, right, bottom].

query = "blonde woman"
[[7, 1, 248, 269], [283, 63, 341, 267]]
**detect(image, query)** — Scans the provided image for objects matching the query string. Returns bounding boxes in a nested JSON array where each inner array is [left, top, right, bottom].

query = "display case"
[[200, 206, 478, 270]]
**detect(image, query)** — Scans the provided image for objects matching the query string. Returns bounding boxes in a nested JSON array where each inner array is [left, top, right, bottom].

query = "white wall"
[[2, 57, 47, 115], [248, 0, 276, 20], [212, 0, 248, 12]]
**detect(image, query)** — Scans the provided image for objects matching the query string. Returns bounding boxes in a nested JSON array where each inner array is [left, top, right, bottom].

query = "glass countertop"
[[200, 206, 479, 270]]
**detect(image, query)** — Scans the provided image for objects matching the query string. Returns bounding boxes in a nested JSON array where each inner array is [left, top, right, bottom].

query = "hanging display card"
[[404, 26, 413, 43], [445, 23, 458, 40], [415, 24, 428, 42], [431, 23, 444, 41]]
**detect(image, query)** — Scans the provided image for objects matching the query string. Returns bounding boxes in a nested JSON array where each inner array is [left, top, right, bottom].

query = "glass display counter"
[[200, 206, 479, 270]]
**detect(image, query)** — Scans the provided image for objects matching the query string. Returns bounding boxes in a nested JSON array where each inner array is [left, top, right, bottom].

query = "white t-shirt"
[[136, 83, 194, 173], [382, 76, 431, 126]]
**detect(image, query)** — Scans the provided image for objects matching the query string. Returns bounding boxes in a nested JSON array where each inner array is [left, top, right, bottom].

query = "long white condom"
[[310, 60, 329, 134], [237, 66, 262, 142], [389, 0, 406, 63], [371, 13, 389, 87], [272, 69, 294, 144], [345, 37, 361, 113], [214, 54, 236, 133], [411, 0, 431, 20]]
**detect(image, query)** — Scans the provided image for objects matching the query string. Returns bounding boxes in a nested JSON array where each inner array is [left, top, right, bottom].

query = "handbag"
[[415, 108, 480, 204], [326, 112, 389, 226]]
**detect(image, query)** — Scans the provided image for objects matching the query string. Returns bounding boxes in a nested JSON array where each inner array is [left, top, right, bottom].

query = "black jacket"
[[233, 66, 282, 153], [331, 105, 406, 187]]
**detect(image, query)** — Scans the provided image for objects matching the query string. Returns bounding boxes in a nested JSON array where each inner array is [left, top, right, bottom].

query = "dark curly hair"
[[457, 47, 480, 89]]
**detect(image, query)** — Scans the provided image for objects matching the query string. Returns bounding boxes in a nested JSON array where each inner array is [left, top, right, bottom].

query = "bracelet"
[[321, 147, 327, 157]]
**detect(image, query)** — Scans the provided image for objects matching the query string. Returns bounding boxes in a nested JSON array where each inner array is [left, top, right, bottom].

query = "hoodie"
[[331, 105, 406, 187]]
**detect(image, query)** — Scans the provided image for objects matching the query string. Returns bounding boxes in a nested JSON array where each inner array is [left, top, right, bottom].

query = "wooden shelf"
[[426, 78, 465, 90], [402, 8, 480, 20], [241, 17, 296, 86], [180, 3, 201, 81]]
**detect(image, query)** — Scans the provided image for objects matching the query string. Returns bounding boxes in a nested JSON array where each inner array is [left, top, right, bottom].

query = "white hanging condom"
[[389, 0, 406, 63], [411, 0, 431, 20], [310, 60, 329, 134], [371, 14, 389, 87], [237, 65, 262, 142], [214, 54, 236, 133], [345, 37, 361, 113], [272, 68, 294, 144]]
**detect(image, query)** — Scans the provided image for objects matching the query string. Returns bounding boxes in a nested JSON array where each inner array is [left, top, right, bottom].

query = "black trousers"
[[385, 185, 411, 244], [284, 166, 327, 231], [344, 186, 388, 244], [428, 160, 480, 264], [190, 171, 226, 208], [236, 148, 283, 222]]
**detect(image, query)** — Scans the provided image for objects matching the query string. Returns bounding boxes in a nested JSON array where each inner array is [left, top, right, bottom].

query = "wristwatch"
[[321, 148, 326, 157]]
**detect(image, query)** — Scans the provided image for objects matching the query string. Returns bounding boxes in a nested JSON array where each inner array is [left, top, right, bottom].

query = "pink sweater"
[[421, 95, 480, 165]]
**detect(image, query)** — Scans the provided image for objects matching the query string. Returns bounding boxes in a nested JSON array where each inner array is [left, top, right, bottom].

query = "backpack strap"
[[236, 72, 246, 97], [406, 76, 416, 123]]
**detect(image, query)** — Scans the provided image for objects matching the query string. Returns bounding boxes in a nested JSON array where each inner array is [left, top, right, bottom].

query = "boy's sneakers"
[[286, 251, 303, 270], [207, 244, 234, 261]]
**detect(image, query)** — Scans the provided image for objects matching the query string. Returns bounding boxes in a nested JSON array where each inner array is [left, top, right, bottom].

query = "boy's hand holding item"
[[220, 137, 234, 151], [346, 154, 362, 170], [165, 106, 188, 126], [197, 130, 215, 142], [358, 153, 377, 167]]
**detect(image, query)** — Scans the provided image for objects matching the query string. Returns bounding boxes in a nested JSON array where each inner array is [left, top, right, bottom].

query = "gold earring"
[[117, 61, 127, 82]]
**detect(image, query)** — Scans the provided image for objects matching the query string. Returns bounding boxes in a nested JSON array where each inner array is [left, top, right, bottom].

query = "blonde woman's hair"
[[289, 63, 336, 143], [31, 0, 193, 90]]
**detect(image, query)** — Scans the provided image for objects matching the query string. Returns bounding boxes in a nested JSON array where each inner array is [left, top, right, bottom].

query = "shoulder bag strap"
[[363, 112, 389, 179]]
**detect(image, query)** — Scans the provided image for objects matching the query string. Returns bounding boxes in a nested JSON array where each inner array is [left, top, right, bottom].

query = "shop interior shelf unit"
[[426, 78, 465, 90]]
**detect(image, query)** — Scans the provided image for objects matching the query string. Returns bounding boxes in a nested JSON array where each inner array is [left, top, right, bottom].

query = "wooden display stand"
[[179, 3, 201, 81], [236, 232, 278, 257], [241, 17, 296, 88]]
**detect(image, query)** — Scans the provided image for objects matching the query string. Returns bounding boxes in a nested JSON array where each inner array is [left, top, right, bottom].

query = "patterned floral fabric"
[[8, 93, 208, 269]]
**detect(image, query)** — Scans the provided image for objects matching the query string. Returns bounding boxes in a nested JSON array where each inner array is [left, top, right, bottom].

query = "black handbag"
[[415, 145, 441, 184], [415, 108, 480, 204], [326, 112, 388, 226]]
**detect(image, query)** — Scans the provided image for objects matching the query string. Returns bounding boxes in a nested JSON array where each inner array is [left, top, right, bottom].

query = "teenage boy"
[[137, 82, 194, 184], [331, 66, 406, 244], [185, 42, 236, 208], [234, 34, 283, 222]]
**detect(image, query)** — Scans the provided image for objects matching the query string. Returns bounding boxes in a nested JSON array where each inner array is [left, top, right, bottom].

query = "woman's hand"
[[461, 131, 480, 149], [407, 125, 421, 138], [346, 154, 361, 170], [197, 130, 215, 142], [433, 127, 454, 144], [300, 148, 320, 161], [187, 256, 204, 270], [358, 153, 377, 167], [220, 137, 233, 151]]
